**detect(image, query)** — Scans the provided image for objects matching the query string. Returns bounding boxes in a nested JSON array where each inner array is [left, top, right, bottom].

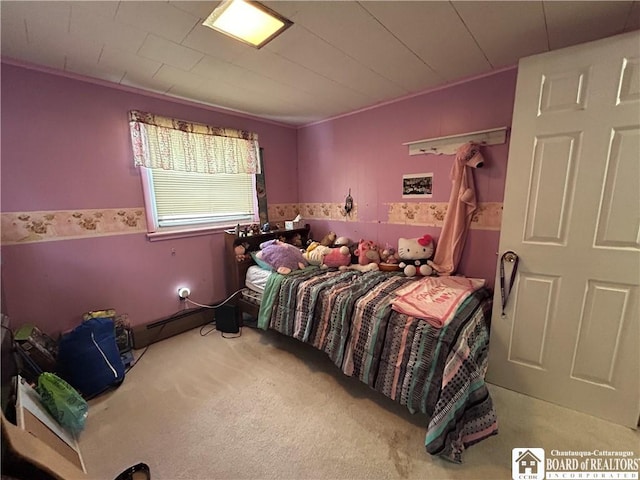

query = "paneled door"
[[487, 31, 640, 427]]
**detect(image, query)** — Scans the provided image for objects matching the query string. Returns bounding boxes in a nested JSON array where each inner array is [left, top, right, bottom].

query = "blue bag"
[[57, 317, 125, 399]]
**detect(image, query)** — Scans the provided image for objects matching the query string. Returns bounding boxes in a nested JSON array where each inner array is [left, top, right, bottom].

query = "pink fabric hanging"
[[428, 142, 485, 276]]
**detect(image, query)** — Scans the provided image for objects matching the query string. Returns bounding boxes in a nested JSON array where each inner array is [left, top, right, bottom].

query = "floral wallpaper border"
[[1, 201, 502, 245], [1, 208, 147, 245], [268, 203, 359, 225], [269, 202, 502, 231], [386, 201, 503, 230]]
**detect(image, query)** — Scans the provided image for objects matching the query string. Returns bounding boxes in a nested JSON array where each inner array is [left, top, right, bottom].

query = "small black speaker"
[[216, 304, 239, 333]]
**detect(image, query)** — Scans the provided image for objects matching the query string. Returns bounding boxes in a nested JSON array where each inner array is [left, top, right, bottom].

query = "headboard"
[[223, 224, 311, 296]]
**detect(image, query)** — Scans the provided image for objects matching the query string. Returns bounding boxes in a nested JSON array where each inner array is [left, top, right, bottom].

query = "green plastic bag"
[[36, 372, 88, 435]]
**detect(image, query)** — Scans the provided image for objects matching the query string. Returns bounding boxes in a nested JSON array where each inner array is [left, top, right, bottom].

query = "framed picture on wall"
[[402, 173, 433, 198]]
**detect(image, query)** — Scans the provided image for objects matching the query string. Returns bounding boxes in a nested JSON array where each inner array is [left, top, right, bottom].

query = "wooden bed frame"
[[223, 224, 311, 322]]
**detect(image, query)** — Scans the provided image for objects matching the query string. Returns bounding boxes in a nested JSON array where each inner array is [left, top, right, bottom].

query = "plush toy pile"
[[379, 243, 400, 265], [254, 230, 436, 278]]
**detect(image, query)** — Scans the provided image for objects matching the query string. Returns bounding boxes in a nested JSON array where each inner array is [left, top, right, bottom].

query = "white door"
[[487, 31, 640, 427]]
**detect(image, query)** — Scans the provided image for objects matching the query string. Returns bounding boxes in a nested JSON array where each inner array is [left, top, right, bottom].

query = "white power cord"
[[184, 289, 243, 309]]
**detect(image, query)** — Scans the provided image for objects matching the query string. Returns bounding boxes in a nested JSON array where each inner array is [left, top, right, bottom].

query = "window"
[[129, 111, 261, 237], [141, 165, 258, 230]]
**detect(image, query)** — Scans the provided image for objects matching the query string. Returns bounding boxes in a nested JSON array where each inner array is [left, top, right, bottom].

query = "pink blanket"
[[391, 276, 485, 328]]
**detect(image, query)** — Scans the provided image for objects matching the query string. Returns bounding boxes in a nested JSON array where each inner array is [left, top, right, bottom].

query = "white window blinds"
[[149, 169, 257, 228]]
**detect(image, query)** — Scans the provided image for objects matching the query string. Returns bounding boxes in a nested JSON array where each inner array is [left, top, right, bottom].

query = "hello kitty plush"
[[397, 235, 434, 277]]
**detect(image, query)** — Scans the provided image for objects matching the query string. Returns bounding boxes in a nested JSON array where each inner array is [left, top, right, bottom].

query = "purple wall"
[[1, 63, 517, 336], [1, 63, 298, 335], [297, 69, 518, 286]]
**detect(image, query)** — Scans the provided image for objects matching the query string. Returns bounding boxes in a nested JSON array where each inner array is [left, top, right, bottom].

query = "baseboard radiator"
[[132, 307, 214, 349]]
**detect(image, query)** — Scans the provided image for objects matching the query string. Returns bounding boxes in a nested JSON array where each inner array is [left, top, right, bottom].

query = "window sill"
[[146, 225, 230, 242]]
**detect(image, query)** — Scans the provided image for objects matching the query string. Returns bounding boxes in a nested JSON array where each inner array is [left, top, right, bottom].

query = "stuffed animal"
[[334, 236, 351, 247], [379, 243, 400, 264], [397, 235, 435, 277], [303, 245, 328, 266], [303, 245, 351, 269], [290, 233, 303, 248], [234, 243, 249, 262], [354, 239, 381, 266], [334, 236, 356, 263], [320, 231, 337, 247], [339, 263, 380, 273], [306, 241, 320, 253], [259, 239, 308, 274], [322, 246, 351, 268]]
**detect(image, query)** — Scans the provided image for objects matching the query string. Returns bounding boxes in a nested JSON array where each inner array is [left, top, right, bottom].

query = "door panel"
[[508, 273, 557, 370], [617, 57, 639, 103], [487, 31, 640, 427], [539, 68, 589, 114], [572, 281, 635, 386], [595, 127, 640, 248], [525, 133, 580, 244]]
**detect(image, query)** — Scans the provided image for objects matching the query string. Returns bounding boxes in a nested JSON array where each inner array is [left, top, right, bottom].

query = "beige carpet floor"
[[78, 326, 639, 480]]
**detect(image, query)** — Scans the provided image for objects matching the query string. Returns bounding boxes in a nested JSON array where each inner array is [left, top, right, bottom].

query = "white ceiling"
[[2, 1, 638, 126]]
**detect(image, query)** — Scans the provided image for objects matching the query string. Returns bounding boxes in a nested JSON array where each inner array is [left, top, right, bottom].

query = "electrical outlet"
[[177, 287, 191, 300]]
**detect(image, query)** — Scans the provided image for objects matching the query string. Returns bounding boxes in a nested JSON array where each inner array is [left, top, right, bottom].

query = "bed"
[[236, 262, 498, 463]]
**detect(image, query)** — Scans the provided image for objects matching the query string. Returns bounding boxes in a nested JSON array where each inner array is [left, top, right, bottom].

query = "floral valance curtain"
[[129, 110, 260, 174]]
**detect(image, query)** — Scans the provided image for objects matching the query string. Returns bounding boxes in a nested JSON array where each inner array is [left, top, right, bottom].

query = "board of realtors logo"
[[513, 448, 545, 480]]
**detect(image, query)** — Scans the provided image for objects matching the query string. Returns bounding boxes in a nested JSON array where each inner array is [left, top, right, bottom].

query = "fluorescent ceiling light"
[[202, 0, 293, 49]]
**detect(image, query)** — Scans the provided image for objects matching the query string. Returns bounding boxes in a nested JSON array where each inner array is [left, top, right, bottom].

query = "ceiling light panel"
[[202, 0, 293, 49]]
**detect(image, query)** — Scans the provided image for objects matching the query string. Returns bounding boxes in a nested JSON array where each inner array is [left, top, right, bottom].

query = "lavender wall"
[[1, 63, 298, 335], [1, 64, 517, 336], [297, 68, 518, 286]]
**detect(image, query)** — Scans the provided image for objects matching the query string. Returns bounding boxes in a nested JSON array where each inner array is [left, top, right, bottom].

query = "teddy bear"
[[258, 239, 308, 274], [234, 243, 249, 262], [397, 234, 435, 277], [320, 231, 337, 247], [354, 239, 381, 266]]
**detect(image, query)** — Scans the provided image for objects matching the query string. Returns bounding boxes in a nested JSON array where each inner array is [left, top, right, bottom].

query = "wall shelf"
[[403, 126, 508, 156]]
